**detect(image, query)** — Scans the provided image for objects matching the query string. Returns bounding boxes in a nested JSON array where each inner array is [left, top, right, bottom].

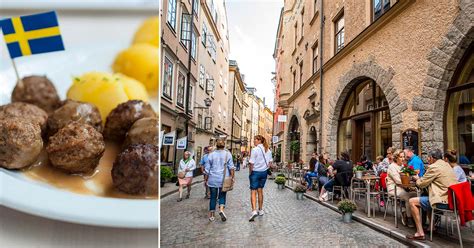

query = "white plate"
[[0, 44, 159, 229]]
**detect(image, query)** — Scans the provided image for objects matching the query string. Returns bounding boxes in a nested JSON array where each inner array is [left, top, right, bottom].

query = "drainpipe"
[[184, 0, 196, 153], [318, 0, 324, 154]]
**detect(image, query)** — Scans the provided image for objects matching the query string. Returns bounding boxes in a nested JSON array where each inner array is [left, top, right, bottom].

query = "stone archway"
[[286, 109, 302, 163], [413, 1, 473, 155], [326, 60, 407, 158], [307, 126, 318, 158]]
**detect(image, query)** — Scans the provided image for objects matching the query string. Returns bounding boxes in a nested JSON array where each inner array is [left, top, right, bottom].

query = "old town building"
[[228, 60, 246, 155], [161, 0, 231, 169], [274, 0, 473, 165]]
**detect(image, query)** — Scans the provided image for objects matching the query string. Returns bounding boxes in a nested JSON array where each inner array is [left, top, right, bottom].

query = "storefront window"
[[446, 50, 473, 166], [338, 79, 391, 161]]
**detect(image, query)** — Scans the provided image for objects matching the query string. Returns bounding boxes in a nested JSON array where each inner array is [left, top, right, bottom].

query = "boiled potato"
[[112, 44, 158, 94], [132, 17, 159, 47], [67, 72, 149, 122]]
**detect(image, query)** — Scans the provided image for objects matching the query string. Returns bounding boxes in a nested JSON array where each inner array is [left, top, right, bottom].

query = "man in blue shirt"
[[200, 146, 212, 199], [404, 148, 425, 177]]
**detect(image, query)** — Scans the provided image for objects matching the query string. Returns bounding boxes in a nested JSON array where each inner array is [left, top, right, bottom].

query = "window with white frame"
[[177, 72, 186, 107], [312, 43, 318, 74], [202, 23, 207, 47], [167, 0, 177, 30], [191, 27, 197, 59], [193, 0, 199, 18], [199, 65, 205, 88], [223, 78, 227, 94], [335, 12, 345, 53], [162, 56, 173, 99], [180, 11, 191, 49], [188, 84, 194, 113]]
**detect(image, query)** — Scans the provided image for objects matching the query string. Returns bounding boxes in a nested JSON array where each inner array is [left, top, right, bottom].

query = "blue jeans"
[[304, 172, 318, 188], [318, 176, 329, 189], [323, 179, 335, 192], [209, 187, 227, 212], [419, 196, 449, 211]]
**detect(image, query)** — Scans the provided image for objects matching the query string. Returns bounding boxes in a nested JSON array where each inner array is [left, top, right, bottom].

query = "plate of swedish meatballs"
[[0, 17, 159, 228]]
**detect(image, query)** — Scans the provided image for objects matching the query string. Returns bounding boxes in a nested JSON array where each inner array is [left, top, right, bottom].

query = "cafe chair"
[[383, 177, 403, 228]]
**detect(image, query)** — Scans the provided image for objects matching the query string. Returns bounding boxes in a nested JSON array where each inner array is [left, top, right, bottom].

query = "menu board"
[[401, 129, 420, 156]]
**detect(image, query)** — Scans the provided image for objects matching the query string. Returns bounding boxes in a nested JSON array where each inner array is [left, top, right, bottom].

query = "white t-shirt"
[[249, 144, 273, 172]]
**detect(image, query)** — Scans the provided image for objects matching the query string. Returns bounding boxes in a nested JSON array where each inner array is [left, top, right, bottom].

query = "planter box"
[[277, 184, 285, 189], [355, 171, 363, 179], [342, 212, 352, 223]]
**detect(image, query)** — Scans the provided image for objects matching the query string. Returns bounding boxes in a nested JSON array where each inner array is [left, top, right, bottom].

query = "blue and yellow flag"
[[0, 11, 65, 59]]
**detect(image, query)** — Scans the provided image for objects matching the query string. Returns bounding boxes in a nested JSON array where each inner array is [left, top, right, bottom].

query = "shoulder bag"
[[258, 146, 272, 176], [178, 160, 188, 179], [221, 152, 234, 192]]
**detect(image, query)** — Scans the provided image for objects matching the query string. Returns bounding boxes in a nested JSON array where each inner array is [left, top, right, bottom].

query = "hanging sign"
[[272, 136, 279, 143], [277, 115, 287, 123], [401, 129, 421, 156], [177, 136, 187, 150], [162, 131, 175, 146]]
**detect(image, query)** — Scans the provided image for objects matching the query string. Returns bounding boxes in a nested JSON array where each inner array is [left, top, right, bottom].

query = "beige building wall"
[[275, 0, 469, 163]]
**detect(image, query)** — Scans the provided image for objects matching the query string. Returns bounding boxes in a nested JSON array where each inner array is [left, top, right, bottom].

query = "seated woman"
[[444, 149, 467, 183], [387, 149, 418, 227], [304, 153, 318, 190], [319, 151, 352, 201], [317, 154, 329, 190]]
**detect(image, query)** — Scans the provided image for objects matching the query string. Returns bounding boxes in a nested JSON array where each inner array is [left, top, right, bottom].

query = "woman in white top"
[[248, 135, 273, 221], [177, 151, 196, 202], [386, 149, 417, 227]]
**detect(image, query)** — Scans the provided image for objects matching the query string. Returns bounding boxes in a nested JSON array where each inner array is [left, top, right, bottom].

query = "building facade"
[[161, 0, 231, 170], [228, 60, 246, 155], [274, 0, 473, 165]]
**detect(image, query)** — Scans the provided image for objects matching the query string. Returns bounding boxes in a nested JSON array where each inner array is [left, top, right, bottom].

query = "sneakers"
[[249, 211, 258, 222], [177, 198, 183, 202], [209, 216, 215, 222], [319, 192, 328, 202], [258, 209, 264, 216], [219, 211, 227, 222], [185, 194, 190, 199]]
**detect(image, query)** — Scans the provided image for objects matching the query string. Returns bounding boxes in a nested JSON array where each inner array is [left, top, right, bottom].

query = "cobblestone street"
[[160, 171, 406, 247]]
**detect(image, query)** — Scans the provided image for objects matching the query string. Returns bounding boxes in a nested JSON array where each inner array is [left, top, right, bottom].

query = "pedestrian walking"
[[242, 152, 249, 169], [177, 151, 196, 202], [248, 135, 273, 222], [235, 154, 241, 171], [204, 139, 235, 222], [200, 146, 212, 199]]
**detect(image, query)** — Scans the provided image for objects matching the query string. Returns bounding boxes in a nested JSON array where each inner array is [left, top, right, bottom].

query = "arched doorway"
[[307, 126, 318, 157], [445, 44, 473, 165], [337, 78, 392, 162], [288, 116, 301, 162]]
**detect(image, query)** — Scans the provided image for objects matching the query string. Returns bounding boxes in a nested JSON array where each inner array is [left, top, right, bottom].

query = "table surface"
[[0, 8, 158, 248]]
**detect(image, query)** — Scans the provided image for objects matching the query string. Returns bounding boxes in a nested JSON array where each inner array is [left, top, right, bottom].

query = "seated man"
[[406, 149, 458, 240]]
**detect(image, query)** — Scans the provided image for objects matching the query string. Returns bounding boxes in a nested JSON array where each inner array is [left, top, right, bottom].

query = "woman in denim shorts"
[[248, 135, 272, 222]]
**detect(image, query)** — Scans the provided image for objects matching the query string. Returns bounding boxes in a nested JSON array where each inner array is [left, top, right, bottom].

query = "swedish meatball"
[[123, 117, 158, 148], [0, 118, 43, 169], [103, 100, 156, 142], [47, 122, 105, 174], [12, 75, 61, 114], [48, 100, 102, 136], [112, 144, 158, 195], [0, 102, 48, 135]]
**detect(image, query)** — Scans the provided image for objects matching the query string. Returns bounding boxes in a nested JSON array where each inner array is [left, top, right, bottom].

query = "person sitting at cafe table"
[[387, 149, 418, 227], [304, 153, 319, 190], [444, 149, 467, 183], [404, 148, 425, 177], [317, 154, 329, 190], [406, 149, 458, 241], [319, 151, 352, 201]]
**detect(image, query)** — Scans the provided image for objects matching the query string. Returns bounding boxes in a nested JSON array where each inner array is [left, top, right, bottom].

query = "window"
[[314, 0, 318, 15], [292, 71, 297, 94], [176, 72, 186, 107], [208, 35, 217, 61], [218, 103, 221, 119], [198, 113, 203, 129], [446, 49, 474, 166], [335, 12, 345, 53], [167, 0, 177, 30], [202, 23, 207, 47], [312, 44, 318, 74], [300, 9, 304, 39], [193, 0, 199, 17], [373, 0, 391, 21], [223, 79, 228, 94], [219, 70, 223, 87], [180, 11, 191, 49], [162, 56, 173, 99], [223, 110, 227, 122], [199, 65, 205, 88], [191, 27, 197, 59], [294, 22, 298, 48], [299, 61, 304, 87]]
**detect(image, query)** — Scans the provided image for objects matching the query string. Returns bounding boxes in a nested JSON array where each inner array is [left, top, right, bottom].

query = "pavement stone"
[[161, 171, 406, 247]]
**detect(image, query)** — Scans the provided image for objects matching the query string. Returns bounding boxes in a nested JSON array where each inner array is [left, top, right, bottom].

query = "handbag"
[[177, 171, 186, 179], [221, 152, 234, 192], [258, 146, 272, 176]]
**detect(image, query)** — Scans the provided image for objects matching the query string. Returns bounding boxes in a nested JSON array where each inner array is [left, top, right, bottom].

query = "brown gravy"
[[23, 142, 157, 199]]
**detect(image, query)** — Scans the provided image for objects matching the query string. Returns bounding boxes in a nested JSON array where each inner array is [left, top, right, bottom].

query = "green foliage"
[[337, 199, 358, 213], [294, 184, 307, 193], [276, 173, 285, 178], [160, 166, 173, 180], [275, 176, 286, 185], [289, 140, 300, 153], [354, 165, 366, 172]]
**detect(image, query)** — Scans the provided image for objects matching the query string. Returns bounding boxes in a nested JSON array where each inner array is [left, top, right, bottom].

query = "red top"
[[448, 182, 474, 226]]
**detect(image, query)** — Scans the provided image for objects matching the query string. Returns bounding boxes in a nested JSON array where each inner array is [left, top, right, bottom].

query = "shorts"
[[249, 170, 267, 190], [419, 196, 449, 211]]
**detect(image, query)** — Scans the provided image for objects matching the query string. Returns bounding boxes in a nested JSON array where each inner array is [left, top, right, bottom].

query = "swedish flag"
[[0, 11, 65, 59]]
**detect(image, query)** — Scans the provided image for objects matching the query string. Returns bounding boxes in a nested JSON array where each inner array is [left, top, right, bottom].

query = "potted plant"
[[400, 164, 416, 185], [353, 164, 366, 179], [294, 183, 306, 200], [275, 176, 286, 189], [338, 199, 357, 223], [160, 166, 173, 187]]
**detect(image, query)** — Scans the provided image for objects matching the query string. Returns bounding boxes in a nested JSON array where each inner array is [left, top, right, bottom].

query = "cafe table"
[[352, 175, 380, 217], [394, 181, 421, 228]]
